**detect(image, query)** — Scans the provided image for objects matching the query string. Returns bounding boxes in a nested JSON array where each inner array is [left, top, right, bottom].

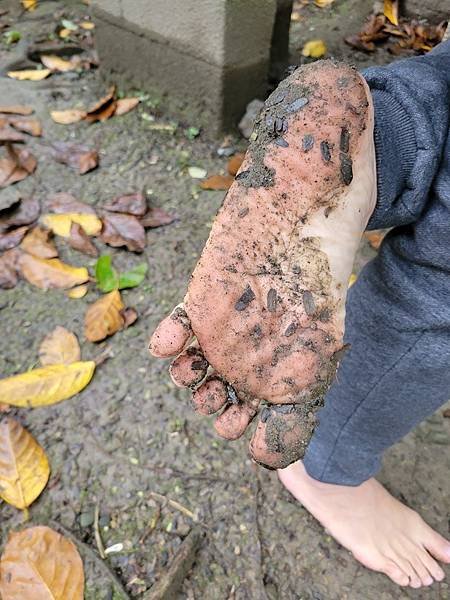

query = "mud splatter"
[[302, 134, 314, 152], [267, 288, 278, 312], [320, 140, 331, 162], [302, 290, 316, 316], [235, 284, 256, 311], [340, 153, 353, 185]]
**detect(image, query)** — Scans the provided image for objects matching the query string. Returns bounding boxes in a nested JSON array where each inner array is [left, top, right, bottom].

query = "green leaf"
[[95, 255, 119, 293], [185, 126, 200, 140], [61, 19, 78, 31], [118, 263, 148, 290], [4, 31, 21, 45]]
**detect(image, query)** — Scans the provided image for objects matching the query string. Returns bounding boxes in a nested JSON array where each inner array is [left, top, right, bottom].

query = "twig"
[[94, 502, 106, 559], [149, 492, 196, 521], [142, 526, 205, 600], [49, 520, 131, 600], [139, 503, 161, 545]]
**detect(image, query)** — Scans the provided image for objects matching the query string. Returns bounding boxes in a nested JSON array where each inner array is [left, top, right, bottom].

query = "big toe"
[[422, 526, 450, 564], [249, 404, 315, 469], [149, 304, 193, 357]]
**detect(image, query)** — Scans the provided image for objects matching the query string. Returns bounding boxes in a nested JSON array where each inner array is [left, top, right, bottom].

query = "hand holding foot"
[[150, 59, 376, 468]]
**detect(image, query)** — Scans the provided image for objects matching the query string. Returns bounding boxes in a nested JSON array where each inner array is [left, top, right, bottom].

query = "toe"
[[169, 345, 208, 387], [149, 304, 193, 357], [422, 528, 450, 564], [381, 560, 410, 587], [249, 404, 315, 469], [191, 377, 228, 415], [419, 548, 446, 582], [394, 556, 421, 588], [411, 552, 437, 586], [214, 395, 259, 440]]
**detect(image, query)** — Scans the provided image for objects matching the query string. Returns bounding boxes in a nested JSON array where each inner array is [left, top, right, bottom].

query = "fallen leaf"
[[80, 20, 95, 30], [364, 230, 385, 250], [20, 254, 89, 289], [0, 197, 40, 232], [61, 18, 78, 31], [85, 290, 125, 342], [85, 85, 116, 123], [49, 141, 98, 174], [0, 361, 95, 407], [0, 225, 30, 251], [103, 192, 146, 216], [95, 255, 118, 292], [100, 212, 146, 252], [0, 105, 33, 116], [67, 222, 98, 256], [67, 283, 88, 299], [0, 124, 26, 143], [227, 153, 245, 176], [50, 108, 86, 124], [118, 262, 147, 290], [0, 249, 21, 289], [314, 0, 335, 6], [348, 273, 358, 287], [41, 54, 76, 72], [384, 0, 399, 25], [121, 307, 138, 328], [8, 116, 42, 137], [46, 192, 96, 214], [200, 174, 234, 191], [0, 144, 37, 188], [20, 226, 58, 258], [21, 0, 38, 10], [42, 213, 102, 237], [59, 28, 71, 39], [0, 419, 50, 509], [302, 39, 327, 58], [0, 526, 84, 599], [114, 97, 140, 116], [39, 326, 81, 366], [140, 206, 175, 228], [188, 166, 207, 179], [7, 69, 51, 81]]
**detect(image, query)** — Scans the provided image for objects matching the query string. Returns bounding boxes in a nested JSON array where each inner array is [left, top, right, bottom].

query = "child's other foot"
[[279, 461, 450, 588], [150, 60, 376, 468]]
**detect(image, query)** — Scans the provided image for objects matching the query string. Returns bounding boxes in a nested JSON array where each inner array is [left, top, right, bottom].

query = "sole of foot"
[[150, 59, 376, 469]]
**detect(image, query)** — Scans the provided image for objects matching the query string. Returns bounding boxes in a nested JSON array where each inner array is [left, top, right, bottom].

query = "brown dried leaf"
[[20, 226, 58, 258], [103, 192, 146, 216], [84, 289, 125, 342], [227, 153, 245, 176], [100, 212, 146, 252], [20, 254, 89, 289], [114, 97, 140, 116], [0, 197, 40, 232], [121, 306, 138, 328], [200, 174, 234, 191], [49, 141, 98, 174], [46, 192, 96, 215], [0, 225, 30, 251], [0, 106, 33, 116], [364, 230, 386, 250], [140, 206, 175, 228], [0, 248, 21, 289], [8, 116, 42, 137], [67, 222, 98, 256], [0, 526, 84, 599], [39, 326, 81, 366], [84, 85, 116, 123], [50, 108, 86, 124], [0, 125, 26, 143], [0, 144, 37, 188]]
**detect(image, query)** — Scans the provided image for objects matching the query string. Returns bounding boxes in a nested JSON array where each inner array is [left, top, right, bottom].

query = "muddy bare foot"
[[279, 461, 450, 587], [149, 60, 376, 468]]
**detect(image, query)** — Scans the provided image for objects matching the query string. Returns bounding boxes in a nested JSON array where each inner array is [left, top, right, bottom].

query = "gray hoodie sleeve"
[[363, 40, 450, 229]]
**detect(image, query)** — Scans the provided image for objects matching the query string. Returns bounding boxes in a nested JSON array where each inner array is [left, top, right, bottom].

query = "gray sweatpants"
[[303, 40, 450, 485]]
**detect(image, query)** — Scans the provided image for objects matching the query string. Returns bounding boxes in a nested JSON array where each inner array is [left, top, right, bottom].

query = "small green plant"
[[95, 255, 148, 293], [3, 31, 21, 45]]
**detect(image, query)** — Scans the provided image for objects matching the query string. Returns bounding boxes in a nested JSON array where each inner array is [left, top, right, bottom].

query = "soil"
[[0, 2, 449, 599]]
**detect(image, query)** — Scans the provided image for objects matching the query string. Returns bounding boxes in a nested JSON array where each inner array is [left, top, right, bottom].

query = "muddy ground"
[[0, 1, 449, 599]]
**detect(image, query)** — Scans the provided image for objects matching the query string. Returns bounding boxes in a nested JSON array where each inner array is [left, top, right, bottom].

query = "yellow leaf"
[[80, 21, 95, 30], [59, 28, 71, 39], [50, 109, 86, 124], [384, 0, 399, 25], [20, 254, 89, 290], [0, 419, 50, 509], [67, 283, 88, 299], [41, 54, 75, 73], [348, 273, 357, 287], [85, 290, 125, 342], [0, 526, 84, 599], [314, 0, 334, 6], [114, 97, 140, 116], [21, 0, 38, 10], [42, 213, 102, 236], [7, 69, 51, 81], [301, 39, 327, 58], [0, 361, 95, 408], [39, 326, 81, 366]]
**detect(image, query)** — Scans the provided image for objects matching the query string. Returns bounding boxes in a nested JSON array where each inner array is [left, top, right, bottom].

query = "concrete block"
[[92, 0, 277, 133]]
